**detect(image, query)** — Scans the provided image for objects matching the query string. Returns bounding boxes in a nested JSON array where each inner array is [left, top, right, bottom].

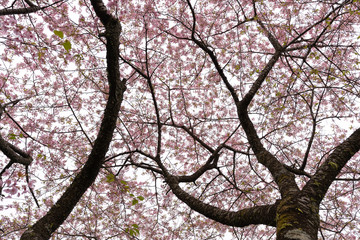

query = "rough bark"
[[302, 128, 360, 205], [276, 194, 320, 240]]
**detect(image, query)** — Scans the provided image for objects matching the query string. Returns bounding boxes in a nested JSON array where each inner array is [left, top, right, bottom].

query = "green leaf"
[[120, 180, 127, 185], [131, 199, 139, 205], [62, 40, 71, 52], [106, 173, 115, 183], [132, 224, 139, 228], [37, 153, 46, 160], [8, 133, 16, 140], [137, 196, 145, 201], [125, 224, 140, 236], [38, 51, 44, 59], [54, 30, 64, 39]]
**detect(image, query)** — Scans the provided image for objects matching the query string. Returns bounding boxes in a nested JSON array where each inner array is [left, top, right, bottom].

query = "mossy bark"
[[276, 194, 319, 240]]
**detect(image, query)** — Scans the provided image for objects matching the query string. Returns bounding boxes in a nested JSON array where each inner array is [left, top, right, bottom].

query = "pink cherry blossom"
[[0, 0, 360, 239]]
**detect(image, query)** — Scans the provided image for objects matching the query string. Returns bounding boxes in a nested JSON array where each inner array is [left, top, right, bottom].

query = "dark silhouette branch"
[[0, 0, 65, 16], [165, 174, 279, 227], [185, 0, 298, 197], [303, 127, 360, 205], [20, 0, 126, 239], [0, 134, 32, 166]]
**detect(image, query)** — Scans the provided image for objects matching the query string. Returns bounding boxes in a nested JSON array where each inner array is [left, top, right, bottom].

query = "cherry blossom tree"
[[1, 0, 360, 239]]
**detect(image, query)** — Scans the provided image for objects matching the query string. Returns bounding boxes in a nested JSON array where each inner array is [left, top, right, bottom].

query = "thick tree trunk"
[[276, 194, 320, 240]]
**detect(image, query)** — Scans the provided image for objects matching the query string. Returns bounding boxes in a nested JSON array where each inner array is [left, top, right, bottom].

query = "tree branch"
[[302, 127, 360, 204], [0, 134, 32, 166], [0, 6, 41, 15], [185, 0, 298, 197], [20, 0, 125, 239], [0, 0, 65, 16], [166, 175, 279, 227]]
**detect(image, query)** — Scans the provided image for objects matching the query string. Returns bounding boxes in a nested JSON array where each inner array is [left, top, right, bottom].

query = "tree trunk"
[[276, 194, 320, 240]]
